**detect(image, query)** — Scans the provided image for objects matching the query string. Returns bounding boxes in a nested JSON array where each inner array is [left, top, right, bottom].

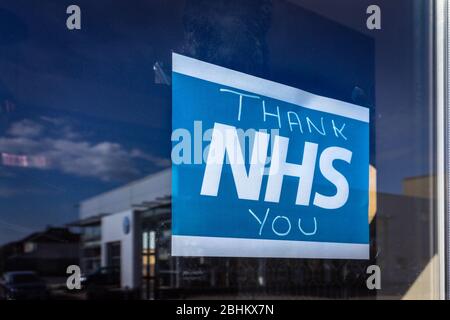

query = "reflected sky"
[[0, 0, 434, 244]]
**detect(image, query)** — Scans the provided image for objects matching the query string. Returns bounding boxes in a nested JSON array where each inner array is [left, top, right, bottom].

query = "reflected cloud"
[[7, 119, 44, 138], [0, 118, 169, 181]]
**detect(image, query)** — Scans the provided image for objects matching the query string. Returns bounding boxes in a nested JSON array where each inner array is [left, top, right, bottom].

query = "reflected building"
[[75, 169, 171, 297], [374, 175, 437, 299], [0, 227, 80, 280], [74, 168, 438, 299]]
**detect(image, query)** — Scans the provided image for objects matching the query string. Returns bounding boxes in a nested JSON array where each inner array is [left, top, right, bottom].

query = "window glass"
[[0, 0, 440, 299]]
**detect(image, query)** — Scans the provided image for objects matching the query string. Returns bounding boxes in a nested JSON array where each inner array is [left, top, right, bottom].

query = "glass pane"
[[0, 0, 441, 300]]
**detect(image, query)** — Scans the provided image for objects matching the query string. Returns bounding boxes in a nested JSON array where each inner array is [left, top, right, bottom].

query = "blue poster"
[[172, 53, 369, 259]]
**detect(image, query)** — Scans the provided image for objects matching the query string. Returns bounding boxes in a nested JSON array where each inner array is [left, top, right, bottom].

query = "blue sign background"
[[172, 71, 369, 247]]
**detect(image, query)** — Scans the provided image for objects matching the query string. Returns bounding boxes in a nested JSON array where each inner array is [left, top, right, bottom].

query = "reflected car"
[[80, 266, 121, 299], [0, 271, 49, 300]]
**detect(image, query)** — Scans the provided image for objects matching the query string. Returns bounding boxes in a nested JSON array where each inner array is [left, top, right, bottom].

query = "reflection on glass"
[[0, 0, 441, 300]]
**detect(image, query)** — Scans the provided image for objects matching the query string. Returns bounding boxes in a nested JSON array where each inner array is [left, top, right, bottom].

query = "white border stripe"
[[172, 53, 370, 123], [172, 235, 369, 260]]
